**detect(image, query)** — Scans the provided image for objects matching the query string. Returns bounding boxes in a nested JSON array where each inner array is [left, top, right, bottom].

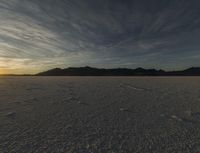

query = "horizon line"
[[1, 66, 200, 76]]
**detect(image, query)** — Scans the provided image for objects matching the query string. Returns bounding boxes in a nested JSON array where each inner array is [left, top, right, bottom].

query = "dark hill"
[[35, 66, 200, 76], [37, 66, 166, 76]]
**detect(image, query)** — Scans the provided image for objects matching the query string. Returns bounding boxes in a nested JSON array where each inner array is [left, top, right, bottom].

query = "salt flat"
[[1, 77, 200, 153]]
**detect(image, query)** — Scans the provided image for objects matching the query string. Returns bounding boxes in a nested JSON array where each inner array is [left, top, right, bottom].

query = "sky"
[[0, 0, 200, 74]]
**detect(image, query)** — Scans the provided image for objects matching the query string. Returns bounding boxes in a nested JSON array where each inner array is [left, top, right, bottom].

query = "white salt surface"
[[1, 76, 200, 152]]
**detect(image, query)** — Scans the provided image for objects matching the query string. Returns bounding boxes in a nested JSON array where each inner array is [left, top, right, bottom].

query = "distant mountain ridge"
[[36, 66, 200, 76]]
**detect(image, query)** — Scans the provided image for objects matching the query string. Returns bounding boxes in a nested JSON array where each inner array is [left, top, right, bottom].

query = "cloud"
[[0, 0, 200, 73]]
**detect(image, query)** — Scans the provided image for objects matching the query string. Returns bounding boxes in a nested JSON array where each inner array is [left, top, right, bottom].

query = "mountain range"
[[36, 66, 200, 76]]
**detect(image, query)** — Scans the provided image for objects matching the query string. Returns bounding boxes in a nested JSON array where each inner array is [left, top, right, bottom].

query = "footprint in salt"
[[171, 115, 183, 122], [160, 114, 183, 122], [77, 101, 89, 105], [14, 101, 21, 105], [5, 112, 16, 119], [119, 108, 129, 112]]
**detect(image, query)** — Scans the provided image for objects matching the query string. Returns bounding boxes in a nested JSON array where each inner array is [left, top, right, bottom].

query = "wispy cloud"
[[0, 0, 200, 73]]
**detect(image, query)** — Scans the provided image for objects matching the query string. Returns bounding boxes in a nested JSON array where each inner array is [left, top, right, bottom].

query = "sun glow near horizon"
[[0, 68, 21, 75], [0, 67, 43, 75], [0, 57, 48, 75], [0, 69, 7, 75]]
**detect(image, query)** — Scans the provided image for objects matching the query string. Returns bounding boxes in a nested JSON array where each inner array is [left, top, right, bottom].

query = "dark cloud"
[[0, 0, 200, 73]]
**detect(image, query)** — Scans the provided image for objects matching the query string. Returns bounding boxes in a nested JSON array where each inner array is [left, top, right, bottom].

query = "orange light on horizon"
[[0, 68, 16, 75], [0, 68, 41, 75], [0, 69, 7, 75]]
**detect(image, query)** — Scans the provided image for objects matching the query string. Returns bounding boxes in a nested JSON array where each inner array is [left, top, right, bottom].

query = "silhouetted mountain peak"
[[134, 67, 145, 71]]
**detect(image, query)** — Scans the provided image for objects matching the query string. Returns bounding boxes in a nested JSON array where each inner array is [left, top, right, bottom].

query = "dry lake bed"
[[1, 77, 200, 153]]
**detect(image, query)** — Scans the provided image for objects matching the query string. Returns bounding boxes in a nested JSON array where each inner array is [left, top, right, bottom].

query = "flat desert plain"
[[1, 77, 200, 153]]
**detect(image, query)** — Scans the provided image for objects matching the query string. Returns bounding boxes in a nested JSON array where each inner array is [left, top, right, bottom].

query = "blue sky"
[[0, 0, 200, 74]]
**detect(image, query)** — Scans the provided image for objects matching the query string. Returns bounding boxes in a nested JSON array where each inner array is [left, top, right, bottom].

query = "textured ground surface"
[[1, 77, 200, 153]]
